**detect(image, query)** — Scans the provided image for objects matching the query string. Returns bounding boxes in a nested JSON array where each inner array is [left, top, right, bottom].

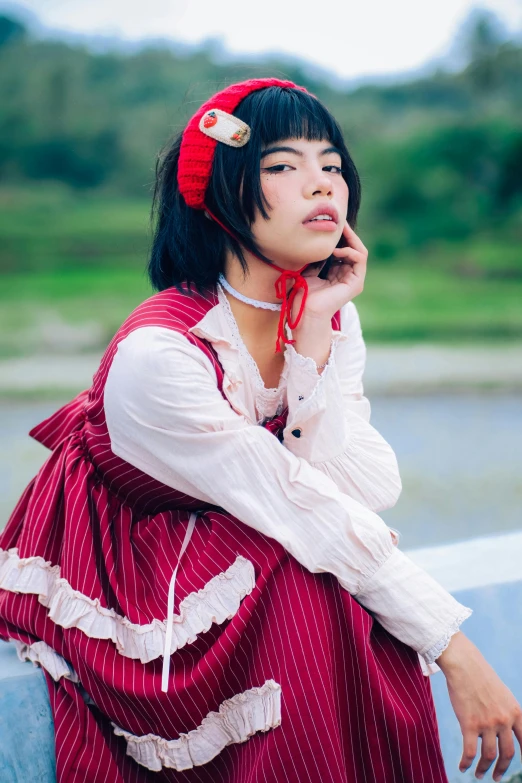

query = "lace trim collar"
[[216, 282, 289, 398]]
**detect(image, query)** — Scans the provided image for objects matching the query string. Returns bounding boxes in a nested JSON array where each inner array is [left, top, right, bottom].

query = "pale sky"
[[5, 0, 522, 82]]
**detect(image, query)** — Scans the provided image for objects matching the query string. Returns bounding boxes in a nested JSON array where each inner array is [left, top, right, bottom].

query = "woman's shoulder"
[[107, 326, 217, 388], [117, 284, 219, 339], [94, 286, 221, 391]]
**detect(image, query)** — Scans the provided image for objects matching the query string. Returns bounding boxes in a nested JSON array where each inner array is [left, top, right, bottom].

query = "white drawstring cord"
[[161, 512, 198, 693]]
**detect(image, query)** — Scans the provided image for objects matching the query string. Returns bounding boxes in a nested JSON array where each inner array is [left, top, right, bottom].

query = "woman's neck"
[[223, 252, 284, 304], [221, 252, 297, 379], [221, 253, 284, 335]]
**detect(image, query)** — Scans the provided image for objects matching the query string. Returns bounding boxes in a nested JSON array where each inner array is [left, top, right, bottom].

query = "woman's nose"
[[306, 171, 334, 198]]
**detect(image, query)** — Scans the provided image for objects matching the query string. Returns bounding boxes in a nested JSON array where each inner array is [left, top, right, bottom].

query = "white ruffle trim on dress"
[[12, 638, 78, 682], [0, 547, 256, 664], [112, 679, 282, 772]]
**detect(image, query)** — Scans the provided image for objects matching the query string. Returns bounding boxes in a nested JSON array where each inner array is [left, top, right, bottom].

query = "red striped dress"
[[0, 284, 449, 783]]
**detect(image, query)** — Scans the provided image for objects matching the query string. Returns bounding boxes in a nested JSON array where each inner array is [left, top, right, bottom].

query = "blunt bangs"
[[245, 87, 344, 153], [148, 85, 362, 292]]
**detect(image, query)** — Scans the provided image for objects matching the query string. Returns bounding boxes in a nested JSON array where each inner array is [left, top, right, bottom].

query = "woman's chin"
[[298, 243, 339, 265], [271, 254, 328, 270], [265, 241, 337, 269]]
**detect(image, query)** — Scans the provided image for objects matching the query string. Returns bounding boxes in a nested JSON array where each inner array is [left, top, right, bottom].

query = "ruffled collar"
[[188, 282, 347, 425], [188, 284, 289, 423]]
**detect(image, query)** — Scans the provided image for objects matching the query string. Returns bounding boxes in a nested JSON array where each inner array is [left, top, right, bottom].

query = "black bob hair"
[[147, 85, 362, 293]]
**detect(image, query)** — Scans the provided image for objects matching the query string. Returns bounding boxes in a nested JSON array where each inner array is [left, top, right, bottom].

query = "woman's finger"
[[513, 711, 522, 759], [342, 220, 367, 253], [491, 727, 516, 781], [326, 258, 360, 283], [331, 246, 366, 264], [459, 728, 478, 772], [475, 730, 499, 778], [326, 265, 365, 298]]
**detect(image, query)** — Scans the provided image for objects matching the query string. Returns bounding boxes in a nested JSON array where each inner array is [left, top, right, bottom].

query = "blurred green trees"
[[0, 9, 521, 352]]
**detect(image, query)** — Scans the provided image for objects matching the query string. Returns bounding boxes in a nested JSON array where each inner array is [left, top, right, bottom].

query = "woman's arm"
[[285, 221, 522, 779], [104, 325, 471, 666], [436, 632, 522, 782], [283, 300, 402, 514]]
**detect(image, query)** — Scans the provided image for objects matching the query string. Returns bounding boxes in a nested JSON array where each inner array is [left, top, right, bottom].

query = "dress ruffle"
[[112, 679, 282, 772], [0, 547, 256, 663], [12, 638, 78, 682]]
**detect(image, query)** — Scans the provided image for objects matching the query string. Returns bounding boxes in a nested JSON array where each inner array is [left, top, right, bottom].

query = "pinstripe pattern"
[[0, 282, 449, 782]]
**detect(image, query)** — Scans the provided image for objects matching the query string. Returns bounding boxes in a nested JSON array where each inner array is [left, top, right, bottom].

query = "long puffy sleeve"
[[104, 326, 472, 666], [283, 301, 402, 514]]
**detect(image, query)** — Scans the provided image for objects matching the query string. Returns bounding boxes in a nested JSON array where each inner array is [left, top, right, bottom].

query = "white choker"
[[218, 274, 282, 311]]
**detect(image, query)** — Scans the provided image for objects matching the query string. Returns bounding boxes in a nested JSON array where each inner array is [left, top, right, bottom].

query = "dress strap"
[[161, 512, 198, 693]]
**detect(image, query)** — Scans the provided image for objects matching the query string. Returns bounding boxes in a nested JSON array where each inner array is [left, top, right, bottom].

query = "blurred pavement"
[[1, 343, 522, 395]]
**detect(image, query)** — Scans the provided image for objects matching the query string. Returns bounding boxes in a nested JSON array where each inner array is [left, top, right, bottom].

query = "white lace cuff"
[[421, 608, 472, 664], [354, 546, 473, 658], [283, 333, 351, 463], [284, 331, 346, 401]]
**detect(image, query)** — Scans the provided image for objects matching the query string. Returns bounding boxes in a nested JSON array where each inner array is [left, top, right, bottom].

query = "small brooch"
[[230, 127, 248, 143], [199, 108, 251, 148], [203, 111, 218, 128]]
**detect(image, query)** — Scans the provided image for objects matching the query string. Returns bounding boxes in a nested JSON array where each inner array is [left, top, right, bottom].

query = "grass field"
[[1, 184, 521, 357]]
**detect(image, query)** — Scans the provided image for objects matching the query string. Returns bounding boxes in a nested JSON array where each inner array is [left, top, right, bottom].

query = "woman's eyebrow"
[[260, 145, 302, 159], [321, 146, 342, 157], [260, 145, 342, 159]]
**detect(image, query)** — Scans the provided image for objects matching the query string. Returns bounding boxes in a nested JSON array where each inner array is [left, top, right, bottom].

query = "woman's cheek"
[[261, 177, 284, 206]]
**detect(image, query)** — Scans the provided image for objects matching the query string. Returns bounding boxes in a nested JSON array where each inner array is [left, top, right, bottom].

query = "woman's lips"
[[302, 205, 339, 231], [303, 219, 338, 232]]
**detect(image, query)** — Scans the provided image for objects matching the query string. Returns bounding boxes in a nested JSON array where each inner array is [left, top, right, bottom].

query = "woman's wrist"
[[291, 314, 333, 371], [435, 631, 476, 674]]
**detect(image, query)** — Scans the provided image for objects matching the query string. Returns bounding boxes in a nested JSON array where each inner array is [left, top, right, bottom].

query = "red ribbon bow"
[[204, 206, 310, 353], [271, 264, 309, 353]]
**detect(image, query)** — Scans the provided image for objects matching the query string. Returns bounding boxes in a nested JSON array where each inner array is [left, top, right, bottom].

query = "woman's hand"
[[291, 220, 368, 324], [436, 632, 522, 781]]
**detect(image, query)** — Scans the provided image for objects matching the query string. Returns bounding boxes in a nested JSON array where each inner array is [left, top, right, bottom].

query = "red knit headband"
[[178, 78, 309, 209]]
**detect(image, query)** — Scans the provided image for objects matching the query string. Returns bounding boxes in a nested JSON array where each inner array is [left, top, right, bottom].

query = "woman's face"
[[251, 137, 349, 269]]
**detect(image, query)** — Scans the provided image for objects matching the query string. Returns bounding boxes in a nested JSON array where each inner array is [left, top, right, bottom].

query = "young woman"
[[1, 78, 521, 783]]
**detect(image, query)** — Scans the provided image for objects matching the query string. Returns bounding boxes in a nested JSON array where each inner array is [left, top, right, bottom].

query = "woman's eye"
[[323, 165, 343, 173], [263, 164, 292, 173]]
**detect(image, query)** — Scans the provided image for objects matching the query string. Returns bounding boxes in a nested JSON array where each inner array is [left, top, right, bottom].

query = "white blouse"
[[104, 283, 473, 676]]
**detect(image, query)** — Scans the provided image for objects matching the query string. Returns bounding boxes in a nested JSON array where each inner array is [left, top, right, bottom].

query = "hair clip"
[[199, 108, 251, 148]]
